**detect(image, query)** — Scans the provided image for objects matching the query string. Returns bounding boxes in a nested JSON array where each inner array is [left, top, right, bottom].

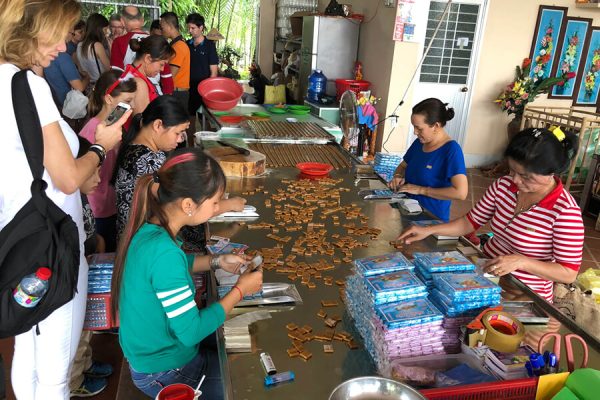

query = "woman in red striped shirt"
[[398, 127, 583, 302]]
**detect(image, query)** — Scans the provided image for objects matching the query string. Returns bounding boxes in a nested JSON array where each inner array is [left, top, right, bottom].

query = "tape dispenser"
[[466, 306, 525, 353]]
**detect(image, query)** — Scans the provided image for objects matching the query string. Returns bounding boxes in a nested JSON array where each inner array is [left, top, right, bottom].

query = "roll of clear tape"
[[481, 311, 525, 353]]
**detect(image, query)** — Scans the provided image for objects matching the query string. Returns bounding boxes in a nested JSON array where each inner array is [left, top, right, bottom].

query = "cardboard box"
[[289, 11, 315, 37]]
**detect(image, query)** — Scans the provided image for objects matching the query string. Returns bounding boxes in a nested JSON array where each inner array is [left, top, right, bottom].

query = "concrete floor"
[[1, 168, 599, 399]]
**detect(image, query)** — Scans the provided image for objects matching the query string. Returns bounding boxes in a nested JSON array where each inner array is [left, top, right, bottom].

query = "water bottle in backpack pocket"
[[13, 267, 52, 308]]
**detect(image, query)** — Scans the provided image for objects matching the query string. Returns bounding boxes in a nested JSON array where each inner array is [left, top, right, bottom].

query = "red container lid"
[[157, 383, 196, 400], [296, 162, 333, 176], [36, 267, 52, 280]]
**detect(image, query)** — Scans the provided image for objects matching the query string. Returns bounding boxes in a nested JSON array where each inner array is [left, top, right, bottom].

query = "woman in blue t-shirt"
[[389, 98, 468, 222]]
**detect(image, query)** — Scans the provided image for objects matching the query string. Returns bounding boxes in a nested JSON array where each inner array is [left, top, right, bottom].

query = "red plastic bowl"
[[220, 115, 244, 124], [296, 162, 333, 176], [198, 77, 243, 111]]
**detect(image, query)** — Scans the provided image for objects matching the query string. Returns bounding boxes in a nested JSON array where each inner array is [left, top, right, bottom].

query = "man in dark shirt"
[[185, 13, 219, 124]]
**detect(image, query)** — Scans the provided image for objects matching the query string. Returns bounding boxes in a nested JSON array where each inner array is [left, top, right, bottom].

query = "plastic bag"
[[62, 89, 89, 119], [264, 85, 286, 105]]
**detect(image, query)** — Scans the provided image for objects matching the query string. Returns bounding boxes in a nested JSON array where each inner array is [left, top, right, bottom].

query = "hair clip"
[[106, 72, 135, 96], [152, 171, 160, 183], [549, 125, 566, 142], [533, 128, 543, 138]]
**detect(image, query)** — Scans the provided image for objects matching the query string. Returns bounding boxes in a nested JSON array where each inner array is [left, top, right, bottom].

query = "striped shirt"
[[467, 176, 583, 302]]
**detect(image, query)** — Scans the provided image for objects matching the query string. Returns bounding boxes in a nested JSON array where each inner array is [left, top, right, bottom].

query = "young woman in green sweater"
[[111, 148, 262, 398]]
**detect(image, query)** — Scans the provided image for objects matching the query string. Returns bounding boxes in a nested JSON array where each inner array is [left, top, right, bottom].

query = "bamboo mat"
[[248, 143, 352, 169], [247, 121, 334, 140]]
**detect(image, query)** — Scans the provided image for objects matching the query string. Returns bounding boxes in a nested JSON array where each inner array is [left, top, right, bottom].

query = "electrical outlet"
[[384, 0, 396, 7], [390, 115, 398, 128]]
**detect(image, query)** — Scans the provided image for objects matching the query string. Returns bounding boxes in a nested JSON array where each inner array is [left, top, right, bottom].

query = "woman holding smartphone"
[[0, 1, 131, 397], [79, 70, 137, 251]]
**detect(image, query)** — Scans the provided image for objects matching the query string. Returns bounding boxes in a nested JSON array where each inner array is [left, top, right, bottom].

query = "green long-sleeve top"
[[118, 223, 225, 373]]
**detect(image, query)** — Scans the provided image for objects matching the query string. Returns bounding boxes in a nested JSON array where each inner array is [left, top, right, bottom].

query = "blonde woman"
[[0, 1, 130, 398]]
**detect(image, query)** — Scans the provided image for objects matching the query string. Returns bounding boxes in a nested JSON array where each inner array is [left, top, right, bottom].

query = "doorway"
[[409, 0, 488, 147]]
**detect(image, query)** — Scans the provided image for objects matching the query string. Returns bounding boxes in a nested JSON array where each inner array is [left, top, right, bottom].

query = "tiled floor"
[[1, 168, 599, 399]]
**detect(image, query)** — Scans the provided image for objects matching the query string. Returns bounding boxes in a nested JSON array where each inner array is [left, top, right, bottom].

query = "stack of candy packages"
[[84, 253, 115, 330], [373, 153, 402, 182], [346, 252, 447, 370], [429, 272, 502, 353], [87, 253, 115, 294], [412, 251, 476, 290]]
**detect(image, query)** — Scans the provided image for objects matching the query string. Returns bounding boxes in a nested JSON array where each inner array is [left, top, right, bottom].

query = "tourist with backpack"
[[0, 1, 130, 398]]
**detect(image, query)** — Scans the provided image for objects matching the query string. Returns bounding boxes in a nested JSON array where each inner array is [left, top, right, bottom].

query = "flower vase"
[[555, 84, 566, 95], [507, 115, 523, 142]]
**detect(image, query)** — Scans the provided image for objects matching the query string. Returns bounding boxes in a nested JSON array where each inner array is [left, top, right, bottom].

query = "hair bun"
[[445, 106, 455, 122]]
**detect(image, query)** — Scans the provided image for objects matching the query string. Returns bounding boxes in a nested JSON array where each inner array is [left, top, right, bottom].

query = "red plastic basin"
[[198, 77, 243, 111], [296, 162, 333, 176]]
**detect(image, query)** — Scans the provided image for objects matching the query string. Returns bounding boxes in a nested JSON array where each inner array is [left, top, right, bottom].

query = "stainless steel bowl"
[[329, 376, 426, 400]]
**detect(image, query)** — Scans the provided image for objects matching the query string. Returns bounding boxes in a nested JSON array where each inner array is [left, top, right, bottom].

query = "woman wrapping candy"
[[388, 98, 468, 222], [398, 127, 584, 302]]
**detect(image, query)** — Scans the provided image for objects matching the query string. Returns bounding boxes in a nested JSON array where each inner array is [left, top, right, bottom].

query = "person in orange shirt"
[[160, 11, 192, 144]]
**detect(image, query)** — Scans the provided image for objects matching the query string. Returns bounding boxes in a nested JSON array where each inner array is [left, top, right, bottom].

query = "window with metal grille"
[[419, 2, 480, 85]]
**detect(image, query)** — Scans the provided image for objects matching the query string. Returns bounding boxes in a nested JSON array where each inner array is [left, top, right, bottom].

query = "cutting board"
[[204, 146, 266, 177]]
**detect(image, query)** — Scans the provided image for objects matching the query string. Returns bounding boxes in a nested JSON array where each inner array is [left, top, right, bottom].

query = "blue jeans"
[[129, 345, 223, 399]]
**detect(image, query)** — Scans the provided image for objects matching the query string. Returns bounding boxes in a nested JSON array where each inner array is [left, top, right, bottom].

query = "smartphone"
[[105, 102, 131, 126]]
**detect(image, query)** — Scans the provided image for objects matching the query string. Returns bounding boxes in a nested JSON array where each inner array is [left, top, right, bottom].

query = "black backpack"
[[0, 69, 80, 338]]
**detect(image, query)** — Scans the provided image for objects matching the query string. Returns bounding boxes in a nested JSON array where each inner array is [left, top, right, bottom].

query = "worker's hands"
[[94, 109, 132, 151], [235, 266, 263, 297], [388, 176, 405, 191], [397, 183, 425, 196], [222, 196, 247, 212], [396, 225, 432, 244], [219, 254, 251, 274], [483, 254, 526, 277]]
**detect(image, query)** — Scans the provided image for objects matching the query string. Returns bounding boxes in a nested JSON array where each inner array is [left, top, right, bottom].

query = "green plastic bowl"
[[268, 107, 287, 114], [288, 105, 311, 111], [252, 111, 271, 117], [289, 109, 310, 115]]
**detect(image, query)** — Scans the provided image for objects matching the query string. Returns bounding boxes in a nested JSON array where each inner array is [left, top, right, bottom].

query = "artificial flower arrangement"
[[495, 58, 571, 118], [531, 20, 555, 83], [556, 31, 579, 93], [583, 46, 600, 100]]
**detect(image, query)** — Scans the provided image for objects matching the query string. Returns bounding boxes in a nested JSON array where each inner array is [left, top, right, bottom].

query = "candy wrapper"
[[354, 252, 413, 277], [432, 273, 501, 301], [413, 251, 475, 273]]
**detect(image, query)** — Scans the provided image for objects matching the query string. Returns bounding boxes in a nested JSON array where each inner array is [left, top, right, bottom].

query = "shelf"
[[276, 36, 302, 46], [576, 2, 600, 7]]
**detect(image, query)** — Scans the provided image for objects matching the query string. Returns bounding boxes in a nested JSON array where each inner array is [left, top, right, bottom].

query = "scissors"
[[537, 332, 589, 372]]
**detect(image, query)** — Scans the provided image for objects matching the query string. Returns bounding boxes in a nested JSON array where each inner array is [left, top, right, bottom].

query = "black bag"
[[0, 70, 80, 338]]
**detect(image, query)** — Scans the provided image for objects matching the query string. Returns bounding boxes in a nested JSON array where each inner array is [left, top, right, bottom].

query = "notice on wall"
[[393, 0, 417, 42]]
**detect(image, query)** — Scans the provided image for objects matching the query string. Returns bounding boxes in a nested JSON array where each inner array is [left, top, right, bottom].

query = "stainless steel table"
[[208, 160, 600, 399]]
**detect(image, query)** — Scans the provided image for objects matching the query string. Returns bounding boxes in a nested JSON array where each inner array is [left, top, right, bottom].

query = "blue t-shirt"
[[44, 52, 81, 106], [403, 140, 466, 222]]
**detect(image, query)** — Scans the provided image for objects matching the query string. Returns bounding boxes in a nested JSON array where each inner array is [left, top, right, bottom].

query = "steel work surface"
[[208, 165, 600, 400]]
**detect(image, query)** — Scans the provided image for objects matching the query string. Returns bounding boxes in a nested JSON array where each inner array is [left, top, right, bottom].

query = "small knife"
[[217, 140, 250, 156]]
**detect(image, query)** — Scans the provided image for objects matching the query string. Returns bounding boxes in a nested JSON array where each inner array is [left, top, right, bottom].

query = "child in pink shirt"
[[79, 70, 137, 251]]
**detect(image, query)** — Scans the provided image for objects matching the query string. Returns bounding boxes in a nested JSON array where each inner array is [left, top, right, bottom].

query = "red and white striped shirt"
[[467, 176, 584, 302]]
